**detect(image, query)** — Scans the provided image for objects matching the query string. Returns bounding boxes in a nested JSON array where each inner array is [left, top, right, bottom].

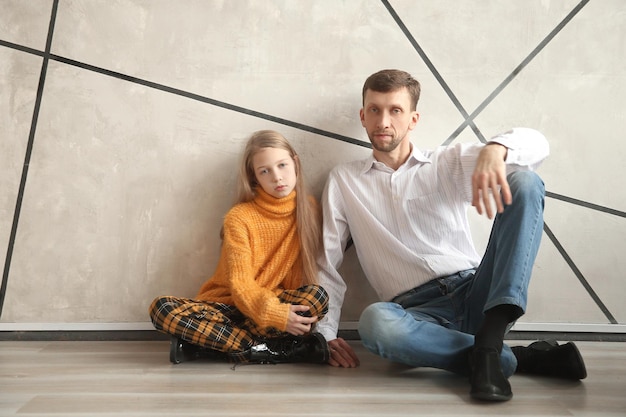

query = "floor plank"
[[0, 340, 624, 416]]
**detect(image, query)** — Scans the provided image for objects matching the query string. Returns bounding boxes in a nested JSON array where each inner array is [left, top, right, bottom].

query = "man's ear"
[[409, 111, 420, 130], [359, 108, 366, 126]]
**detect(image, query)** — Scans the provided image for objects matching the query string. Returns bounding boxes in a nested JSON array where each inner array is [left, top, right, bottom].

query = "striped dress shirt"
[[316, 128, 550, 341]]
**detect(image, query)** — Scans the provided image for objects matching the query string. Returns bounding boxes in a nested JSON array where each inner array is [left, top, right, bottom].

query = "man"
[[317, 69, 586, 401]]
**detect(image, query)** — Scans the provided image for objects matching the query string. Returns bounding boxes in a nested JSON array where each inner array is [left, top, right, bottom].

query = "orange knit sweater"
[[195, 188, 302, 332]]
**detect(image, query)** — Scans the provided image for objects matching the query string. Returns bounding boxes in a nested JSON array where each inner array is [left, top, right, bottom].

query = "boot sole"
[[471, 391, 513, 402]]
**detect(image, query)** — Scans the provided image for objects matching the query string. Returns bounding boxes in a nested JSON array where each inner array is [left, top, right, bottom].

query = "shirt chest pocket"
[[400, 167, 450, 224], [401, 164, 440, 201]]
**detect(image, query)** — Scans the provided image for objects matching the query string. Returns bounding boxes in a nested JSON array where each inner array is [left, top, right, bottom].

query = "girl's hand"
[[285, 305, 317, 336]]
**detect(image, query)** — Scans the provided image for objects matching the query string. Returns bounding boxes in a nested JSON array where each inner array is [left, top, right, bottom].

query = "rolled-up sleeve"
[[488, 127, 550, 170]]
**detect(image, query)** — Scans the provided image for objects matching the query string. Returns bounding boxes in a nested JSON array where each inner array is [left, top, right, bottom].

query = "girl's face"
[[252, 147, 297, 199]]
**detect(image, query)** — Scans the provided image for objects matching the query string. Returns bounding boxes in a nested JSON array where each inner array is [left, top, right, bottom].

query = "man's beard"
[[369, 129, 408, 153]]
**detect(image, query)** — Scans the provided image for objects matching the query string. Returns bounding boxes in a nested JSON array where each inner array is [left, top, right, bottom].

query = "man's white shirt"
[[316, 128, 550, 342]]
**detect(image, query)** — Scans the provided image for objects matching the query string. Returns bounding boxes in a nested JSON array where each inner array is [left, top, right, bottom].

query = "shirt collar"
[[361, 143, 431, 174]]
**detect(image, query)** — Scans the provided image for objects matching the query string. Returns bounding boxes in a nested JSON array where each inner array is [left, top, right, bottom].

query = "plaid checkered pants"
[[149, 285, 328, 362]]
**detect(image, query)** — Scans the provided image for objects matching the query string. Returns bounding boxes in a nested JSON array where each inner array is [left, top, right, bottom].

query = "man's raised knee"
[[507, 171, 545, 202]]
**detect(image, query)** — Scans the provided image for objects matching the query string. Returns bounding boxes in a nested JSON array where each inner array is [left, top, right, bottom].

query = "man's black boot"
[[512, 340, 587, 380], [249, 332, 330, 364], [468, 347, 513, 402]]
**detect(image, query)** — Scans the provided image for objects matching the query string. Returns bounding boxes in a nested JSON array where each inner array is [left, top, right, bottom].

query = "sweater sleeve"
[[222, 209, 290, 331]]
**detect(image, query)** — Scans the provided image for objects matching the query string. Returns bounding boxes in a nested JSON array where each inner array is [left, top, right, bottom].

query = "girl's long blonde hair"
[[234, 130, 321, 285]]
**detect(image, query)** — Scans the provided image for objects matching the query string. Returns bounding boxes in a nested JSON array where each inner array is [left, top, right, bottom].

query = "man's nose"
[[377, 111, 390, 128]]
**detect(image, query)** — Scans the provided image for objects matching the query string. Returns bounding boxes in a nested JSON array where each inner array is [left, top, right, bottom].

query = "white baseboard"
[[0, 322, 156, 331], [338, 321, 626, 333], [509, 322, 626, 333], [1, 321, 624, 333]]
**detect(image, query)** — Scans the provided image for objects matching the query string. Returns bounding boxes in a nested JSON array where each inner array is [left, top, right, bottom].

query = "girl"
[[149, 130, 329, 364]]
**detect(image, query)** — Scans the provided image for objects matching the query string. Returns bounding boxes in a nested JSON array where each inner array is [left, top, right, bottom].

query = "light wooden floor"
[[0, 339, 624, 416]]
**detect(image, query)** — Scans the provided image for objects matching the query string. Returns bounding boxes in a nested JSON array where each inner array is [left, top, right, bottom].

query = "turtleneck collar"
[[253, 187, 297, 216]]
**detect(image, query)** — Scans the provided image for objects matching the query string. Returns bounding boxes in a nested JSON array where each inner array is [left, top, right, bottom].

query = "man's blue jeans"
[[358, 171, 545, 377]]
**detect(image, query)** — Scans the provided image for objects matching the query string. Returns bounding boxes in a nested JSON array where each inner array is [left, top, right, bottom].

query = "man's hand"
[[472, 143, 511, 219], [327, 337, 360, 368]]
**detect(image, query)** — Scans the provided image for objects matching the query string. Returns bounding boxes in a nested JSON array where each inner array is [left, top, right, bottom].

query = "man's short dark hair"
[[362, 69, 421, 111]]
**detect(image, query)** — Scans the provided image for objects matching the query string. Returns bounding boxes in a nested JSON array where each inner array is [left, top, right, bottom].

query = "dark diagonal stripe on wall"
[[0, 37, 371, 147], [50, 56, 367, 148], [0, 39, 46, 57], [547, 192, 626, 218], [444, 0, 591, 145], [1, 0, 59, 316], [543, 223, 617, 324], [381, 0, 487, 143]]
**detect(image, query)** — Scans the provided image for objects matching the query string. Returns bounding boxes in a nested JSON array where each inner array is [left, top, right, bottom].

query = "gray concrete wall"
[[1, 0, 624, 333]]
